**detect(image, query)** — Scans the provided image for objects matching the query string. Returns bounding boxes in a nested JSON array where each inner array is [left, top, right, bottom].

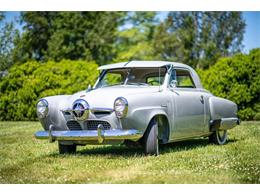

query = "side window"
[[175, 69, 195, 88]]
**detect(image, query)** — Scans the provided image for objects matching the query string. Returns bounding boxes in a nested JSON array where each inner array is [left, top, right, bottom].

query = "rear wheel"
[[209, 129, 228, 145], [144, 118, 159, 155], [58, 142, 76, 154]]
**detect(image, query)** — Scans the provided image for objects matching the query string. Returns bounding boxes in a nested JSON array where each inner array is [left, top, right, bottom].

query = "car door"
[[169, 68, 207, 140]]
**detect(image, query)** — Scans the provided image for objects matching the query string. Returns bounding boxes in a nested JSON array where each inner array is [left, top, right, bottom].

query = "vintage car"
[[35, 61, 240, 155]]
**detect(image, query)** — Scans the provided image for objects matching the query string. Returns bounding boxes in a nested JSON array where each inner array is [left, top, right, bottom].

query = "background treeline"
[[0, 11, 259, 121]]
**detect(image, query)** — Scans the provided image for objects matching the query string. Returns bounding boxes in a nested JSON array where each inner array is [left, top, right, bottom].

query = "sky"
[[242, 12, 260, 53], [3, 11, 260, 53]]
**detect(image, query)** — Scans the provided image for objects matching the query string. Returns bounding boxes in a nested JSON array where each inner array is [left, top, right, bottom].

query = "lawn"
[[0, 121, 259, 184]]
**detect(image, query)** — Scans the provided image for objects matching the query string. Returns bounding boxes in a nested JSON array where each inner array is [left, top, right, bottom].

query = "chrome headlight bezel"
[[114, 97, 128, 118], [36, 99, 49, 118]]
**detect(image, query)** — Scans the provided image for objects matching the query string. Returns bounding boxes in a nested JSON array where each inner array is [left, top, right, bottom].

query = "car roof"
[[98, 61, 192, 70]]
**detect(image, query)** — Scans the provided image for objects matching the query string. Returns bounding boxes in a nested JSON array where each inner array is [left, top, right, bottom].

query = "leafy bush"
[[199, 48, 260, 120], [0, 60, 99, 121]]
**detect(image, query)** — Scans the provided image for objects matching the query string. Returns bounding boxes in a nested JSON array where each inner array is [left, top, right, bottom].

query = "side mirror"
[[86, 84, 92, 92], [169, 80, 177, 90]]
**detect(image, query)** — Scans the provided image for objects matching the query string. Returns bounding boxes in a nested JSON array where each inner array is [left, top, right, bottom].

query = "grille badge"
[[72, 99, 89, 121]]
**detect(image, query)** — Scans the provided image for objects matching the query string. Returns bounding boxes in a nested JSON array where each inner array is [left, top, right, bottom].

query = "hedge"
[[0, 60, 99, 120], [198, 48, 260, 120]]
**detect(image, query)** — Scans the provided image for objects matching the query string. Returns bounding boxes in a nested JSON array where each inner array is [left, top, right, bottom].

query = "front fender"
[[121, 106, 169, 132], [38, 95, 70, 130], [120, 91, 171, 132]]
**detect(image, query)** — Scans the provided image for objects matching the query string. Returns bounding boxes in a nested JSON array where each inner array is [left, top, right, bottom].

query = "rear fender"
[[209, 96, 239, 130]]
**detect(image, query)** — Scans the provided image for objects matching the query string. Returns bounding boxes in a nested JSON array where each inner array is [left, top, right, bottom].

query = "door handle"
[[200, 95, 204, 104]]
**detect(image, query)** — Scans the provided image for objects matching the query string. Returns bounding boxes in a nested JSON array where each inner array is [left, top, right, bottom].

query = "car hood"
[[66, 85, 160, 109]]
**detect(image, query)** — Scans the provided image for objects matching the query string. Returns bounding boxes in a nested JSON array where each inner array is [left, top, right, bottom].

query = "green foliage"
[[199, 48, 260, 120], [0, 60, 99, 121], [153, 12, 245, 69], [13, 12, 125, 65], [0, 12, 19, 71], [4, 11, 246, 70], [113, 12, 157, 62]]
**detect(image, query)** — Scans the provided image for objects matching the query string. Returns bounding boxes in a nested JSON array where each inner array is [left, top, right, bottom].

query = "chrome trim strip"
[[61, 107, 114, 113], [35, 129, 143, 142], [90, 107, 114, 113], [61, 109, 74, 113]]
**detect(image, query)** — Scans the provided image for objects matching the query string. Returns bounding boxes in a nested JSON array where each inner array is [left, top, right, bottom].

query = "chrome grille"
[[85, 120, 111, 130], [67, 120, 82, 130]]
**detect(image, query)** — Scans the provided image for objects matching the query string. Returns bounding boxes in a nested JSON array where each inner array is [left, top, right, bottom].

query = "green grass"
[[0, 121, 260, 184]]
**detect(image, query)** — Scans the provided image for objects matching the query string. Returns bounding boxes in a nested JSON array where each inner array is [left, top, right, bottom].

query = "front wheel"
[[58, 142, 76, 154], [144, 119, 159, 156], [209, 129, 228, 145]]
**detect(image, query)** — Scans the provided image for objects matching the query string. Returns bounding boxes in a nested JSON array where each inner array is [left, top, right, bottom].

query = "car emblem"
[[73, 103, 84, 117], [72, 99, 89, 120]]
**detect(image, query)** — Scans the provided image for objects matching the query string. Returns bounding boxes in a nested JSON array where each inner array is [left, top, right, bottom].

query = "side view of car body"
[[35, 61, 240, 155]]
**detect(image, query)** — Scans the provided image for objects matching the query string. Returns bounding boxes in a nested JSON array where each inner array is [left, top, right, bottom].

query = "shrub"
[[199, 48, 260, 120], [0, 60, 99, 120]]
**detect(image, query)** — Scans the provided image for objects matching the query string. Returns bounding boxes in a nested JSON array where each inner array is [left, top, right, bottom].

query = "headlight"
[[114, 97, 128, 118], [36, 99, 49, 118]]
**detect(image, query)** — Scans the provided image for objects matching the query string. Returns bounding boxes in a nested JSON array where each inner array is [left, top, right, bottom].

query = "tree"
[[0, 12, 19, 72], [13, 12, 126, 65], [13, 12, 58, 62], [113, 12, 158, 62], [152, 12, 246, 69], [6, 11, 247, 69]]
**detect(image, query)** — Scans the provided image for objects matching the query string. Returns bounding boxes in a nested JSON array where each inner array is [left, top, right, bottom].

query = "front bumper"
[[34, 128, 143, 143]]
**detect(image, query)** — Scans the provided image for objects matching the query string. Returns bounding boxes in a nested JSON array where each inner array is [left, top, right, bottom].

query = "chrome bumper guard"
[[34, 127, 143, 143]]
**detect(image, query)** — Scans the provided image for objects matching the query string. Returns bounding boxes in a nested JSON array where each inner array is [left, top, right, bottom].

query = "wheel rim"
[[217, 130, 227, 144]]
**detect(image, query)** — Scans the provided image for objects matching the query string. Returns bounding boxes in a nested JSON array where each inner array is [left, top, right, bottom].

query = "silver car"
[[35, 61, 240, 155]]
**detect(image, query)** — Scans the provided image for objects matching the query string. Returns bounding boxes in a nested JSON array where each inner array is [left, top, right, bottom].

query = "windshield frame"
[[94, 67, 169, 89]]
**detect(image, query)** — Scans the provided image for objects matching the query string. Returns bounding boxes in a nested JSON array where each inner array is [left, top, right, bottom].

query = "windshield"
[[95, 67, 167, 88]]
